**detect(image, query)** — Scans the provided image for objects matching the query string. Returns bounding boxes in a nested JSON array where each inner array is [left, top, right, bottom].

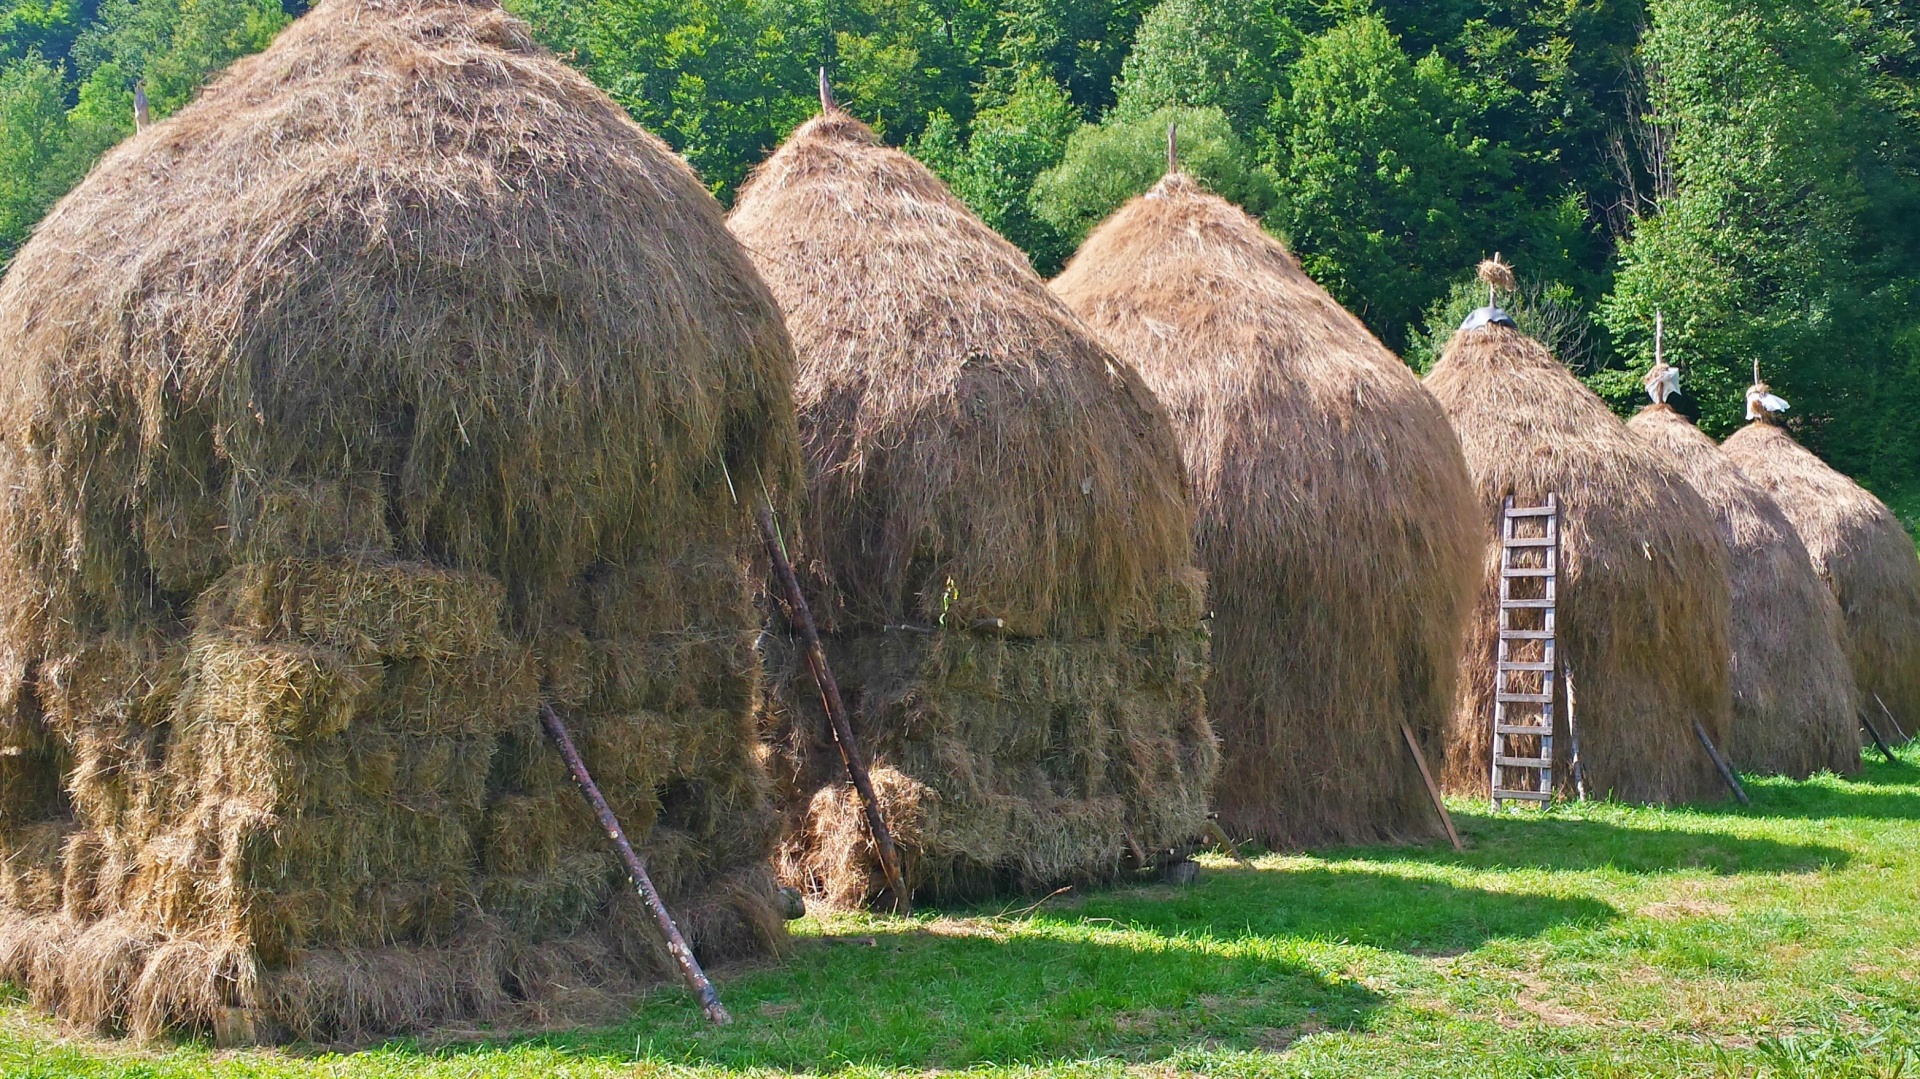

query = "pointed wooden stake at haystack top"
[[133, 82, 150, 131], [539, 701, 732, 1024], [754, 497, 913, 914], [819, 67, 836, 112], [1166, 122, 1178, 174]]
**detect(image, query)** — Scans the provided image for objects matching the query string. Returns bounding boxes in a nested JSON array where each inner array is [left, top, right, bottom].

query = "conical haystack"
[[728, 105, 1215, 906], [1628, 405, 1859, 776], [1425, 323, 1733, 802], [1723, 419, 1920, 743], [0, 0, 800, 1042], [1051, 172, 1479, 848]]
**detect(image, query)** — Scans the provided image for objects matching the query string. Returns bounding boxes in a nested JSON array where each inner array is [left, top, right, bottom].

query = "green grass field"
[[6, 749, 1919, 1079]]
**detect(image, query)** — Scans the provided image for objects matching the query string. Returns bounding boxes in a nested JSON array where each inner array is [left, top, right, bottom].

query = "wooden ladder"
[[1493, 495, 1560, 807]]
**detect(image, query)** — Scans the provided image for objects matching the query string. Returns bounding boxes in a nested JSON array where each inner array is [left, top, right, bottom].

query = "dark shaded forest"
[[4, 0, 1917, 507]]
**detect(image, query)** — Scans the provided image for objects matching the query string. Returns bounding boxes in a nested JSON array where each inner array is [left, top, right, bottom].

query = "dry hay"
[[0, 0, 799, 1043], [1627, 405, 1859, 777], [1424, 324, 1734, 803], [1050, 173, 1480, 848], [728, 106, 1215, 906], [1722, 420, 1920, 742]]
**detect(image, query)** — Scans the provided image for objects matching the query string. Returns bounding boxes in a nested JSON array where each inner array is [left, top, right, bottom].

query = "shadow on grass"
[[1690, 751, 1920, 822], [411, 866, 1607, 1072], [1324, 814, 1851, 876]]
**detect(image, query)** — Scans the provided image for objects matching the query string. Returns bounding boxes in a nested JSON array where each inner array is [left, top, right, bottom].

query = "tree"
[[1031, 104, 1277, 245], [1263, 16, 1504, 348], [1600, 0, 1920, 486], [915, 65, 1080, 273], [0, 51, 66, 261], [1108, 0, 1299, 136]]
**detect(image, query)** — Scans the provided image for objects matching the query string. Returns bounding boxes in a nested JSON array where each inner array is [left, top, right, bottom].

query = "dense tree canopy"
[[1, 0, 1916, 499]]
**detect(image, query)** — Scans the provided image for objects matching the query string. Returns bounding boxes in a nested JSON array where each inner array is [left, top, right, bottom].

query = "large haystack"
[[1049, 172, 1479, 848], [727, 106, 1215, 907], [1425, 324, 1733, 802], [0, 0, 799, 1042], [1723, 419, 1920, 742], [1627, 405, 1859, 776]]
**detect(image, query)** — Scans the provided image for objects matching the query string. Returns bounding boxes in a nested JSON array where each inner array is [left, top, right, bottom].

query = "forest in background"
[[3, 0, 1918, 508]]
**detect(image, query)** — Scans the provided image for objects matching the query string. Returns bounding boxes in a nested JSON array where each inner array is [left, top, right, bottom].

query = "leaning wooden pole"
[[1692, 719, 1749, 806], [1401, 722, 1463, 852], [753, 499, 913, 914], [539, 701, 732, 1025], [1861, 707, 1898, 763]]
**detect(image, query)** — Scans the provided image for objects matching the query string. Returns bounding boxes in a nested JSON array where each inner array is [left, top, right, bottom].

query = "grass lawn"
[[6, 749, 1920, 1078]]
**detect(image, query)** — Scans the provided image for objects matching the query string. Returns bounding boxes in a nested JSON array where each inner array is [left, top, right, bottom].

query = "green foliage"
[[1601, 0, 1920, 486], [0, 0, 90, 65], [0, 0, 1916, 495], [1031, 104, 1276, 246], [1408, 270, 1598, 379], [1109, 0, 1301, 134], [1262, 16, 1490, 349], [0, 52, 66, 257], [914, 65, 1080, 274]]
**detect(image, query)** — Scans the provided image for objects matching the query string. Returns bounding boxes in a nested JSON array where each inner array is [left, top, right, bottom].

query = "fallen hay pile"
[[0, 0, 798, 1043], [1723, 420, 1920, 744], [1052, 172, 1479, 848], [1628, 405, 1859, 777], [728, 105, 1216, 907], [1425, 322, 1733, 803]]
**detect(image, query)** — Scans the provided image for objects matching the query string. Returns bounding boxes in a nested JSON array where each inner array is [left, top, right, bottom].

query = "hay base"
[[767, 625, 1215, 909]]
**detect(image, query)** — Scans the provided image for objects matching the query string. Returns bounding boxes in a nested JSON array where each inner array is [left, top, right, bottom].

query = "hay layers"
[[1723, 421, 1920, 742], [1627, 405, 1860, 777], [1051, 173, 1479, 848], [0, 0, 798, 1042], [1425, 325, 1734, 803], [728, 108, 1216, 906]]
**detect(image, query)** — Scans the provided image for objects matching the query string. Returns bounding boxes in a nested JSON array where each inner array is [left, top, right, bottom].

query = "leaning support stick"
[[1401, 721, 1463, 852], [1861, 707, 1898, 763], [539, 701, 732, 1025], [753, 500, 913, 915], [1873, 693, 1909, 744], [1204, 816, 1252, 869], [1692, 719, 1749, 806], [1566, 667, 1588, 802]]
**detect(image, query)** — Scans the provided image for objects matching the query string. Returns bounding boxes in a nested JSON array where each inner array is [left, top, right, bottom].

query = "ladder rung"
[[1497, 755, 1553, 769], [1501, 599, 1556, 609], [1500, 629, 1554, 639], [1504, 506, 1557, 518], [1504, 537, 1556, 548], [1499, 661, 1554, 671], [1496, 724, 1553, 736], [1501, 567, 1554, 577], [1497, 692, 1553, 703], [1493, 789, 1552, 802]]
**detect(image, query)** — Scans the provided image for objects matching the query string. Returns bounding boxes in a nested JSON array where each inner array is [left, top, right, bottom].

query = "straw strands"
[[729, 106, 1216, 906], [1723, 421, 1920, 743], [1051, 172, 1480, 848], [1425, 324, 1733, 803], [1627, 405, 1859, 776], [0, 0, 798, 1041]]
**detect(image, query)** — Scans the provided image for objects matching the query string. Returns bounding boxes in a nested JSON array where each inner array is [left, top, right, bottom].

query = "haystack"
[[1723, 418, 1920, 743], [0, 0, 799, 1042], [727, 104, 1215, 906], [1424, 320, 1734, 802], [1050, 172, 1479, 848], [1627, 404, 1860, 776]]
